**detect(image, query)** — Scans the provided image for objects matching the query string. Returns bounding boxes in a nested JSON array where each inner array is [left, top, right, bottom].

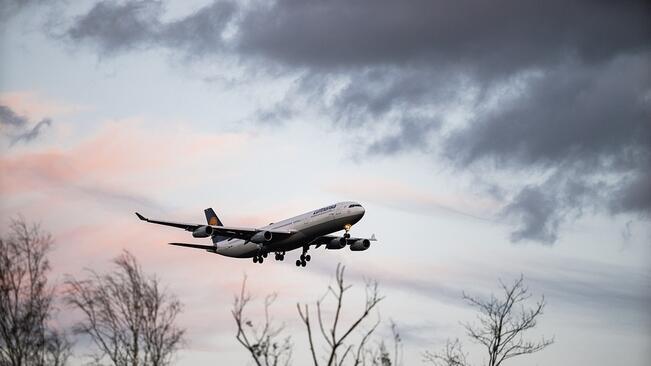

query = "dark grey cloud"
[[60, 0, 651, 243], [0, 0, 47, 21], [444, 57, 651, 241], [236, 0, 650, 76], [10, 118, 52, 145], [0, 104, 52, 145], [66, 0, 237, 56]]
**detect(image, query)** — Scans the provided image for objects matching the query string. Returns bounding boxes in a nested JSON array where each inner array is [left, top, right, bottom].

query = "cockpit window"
[[348, 204, 362, 208]]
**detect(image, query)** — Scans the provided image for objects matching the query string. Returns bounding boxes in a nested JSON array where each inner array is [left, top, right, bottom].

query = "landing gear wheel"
[[344, 233, 351, 239], [253, 256, 258, 263], [300, 254, 305, 261], [295, 260, 301, 267], [305, 254, 311, 262], [274, 254, 280, 260], [263, 252, 268, 258], [259, 257, 264, 264], [301, 260, 307, 267]]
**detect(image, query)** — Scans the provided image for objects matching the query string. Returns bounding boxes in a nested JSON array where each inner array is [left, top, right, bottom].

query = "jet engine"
[[251, 230, 273, 243], [349, 239, 371, 251], [326, 237, 347, 249], [192, 225, 214, 238]]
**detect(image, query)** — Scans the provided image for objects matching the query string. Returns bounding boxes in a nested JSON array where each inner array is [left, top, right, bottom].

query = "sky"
[[0, 0, 650, 365]]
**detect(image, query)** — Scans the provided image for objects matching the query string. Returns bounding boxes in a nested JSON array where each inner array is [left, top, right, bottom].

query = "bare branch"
[[297, 263, 385, 366], [423, 339, 468, 366], [462, 275, 553, 366], [0, 217, 72, 366], [66, 250, 184, 366], [233, 275, 292, 366]]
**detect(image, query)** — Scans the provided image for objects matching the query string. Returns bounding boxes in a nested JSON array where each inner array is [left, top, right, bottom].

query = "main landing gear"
[[274, 252, 286, 261], [252, 252, 268, 264], [295, 246, 311, 267]]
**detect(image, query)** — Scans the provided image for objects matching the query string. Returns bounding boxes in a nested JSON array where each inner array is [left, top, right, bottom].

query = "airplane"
[[135, 201, 376, 267]]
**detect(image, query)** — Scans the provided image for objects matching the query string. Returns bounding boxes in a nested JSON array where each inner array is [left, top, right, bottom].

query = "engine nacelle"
[[250, 230, 273, 243], [349, 239, 371, 251], [326, 237, 347, 250], [192, 225, 213, 238]]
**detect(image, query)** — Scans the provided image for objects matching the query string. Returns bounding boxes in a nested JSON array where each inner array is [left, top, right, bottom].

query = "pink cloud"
[[0, 91, 84, 121], [1, 119, 250, 196]]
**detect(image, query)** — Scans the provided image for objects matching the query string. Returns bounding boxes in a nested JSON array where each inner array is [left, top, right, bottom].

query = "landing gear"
[[253, 255, 264, 264], [296, 246, 310, 267], [295, 259, 307, 267], [274, 252, 285, 261], [343, 224, 352, 239]]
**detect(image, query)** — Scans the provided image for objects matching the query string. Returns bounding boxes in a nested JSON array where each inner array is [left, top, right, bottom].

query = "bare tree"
[[423, 339, 467, 366], [0, 217, 71, 366], [296, 264, 384, 366], [425, 275, 553, 366], [232, 276, 292, 366], [65, 251, 185, 366]]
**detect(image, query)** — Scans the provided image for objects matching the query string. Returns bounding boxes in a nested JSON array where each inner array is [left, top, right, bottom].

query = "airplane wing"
[[169, 242, 217, 252], [135, 212, 294, 241], [310, 234, 377, 247]]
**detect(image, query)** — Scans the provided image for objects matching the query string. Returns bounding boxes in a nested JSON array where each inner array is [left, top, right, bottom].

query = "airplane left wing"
[[135, 212, 294, 242], [169, 242, 217, 252]]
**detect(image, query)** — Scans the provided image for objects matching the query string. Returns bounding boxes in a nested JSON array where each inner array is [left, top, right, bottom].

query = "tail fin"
[[204, 208, 228, 244], [204, 208, 223, 226]]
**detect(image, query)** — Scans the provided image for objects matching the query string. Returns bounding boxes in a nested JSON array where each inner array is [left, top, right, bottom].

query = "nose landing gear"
[[343, 224, 352, 239]]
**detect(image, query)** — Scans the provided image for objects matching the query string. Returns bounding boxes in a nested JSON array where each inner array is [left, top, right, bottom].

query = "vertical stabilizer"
[[204, 208, 223, 226], [204, 208, 228, 244]]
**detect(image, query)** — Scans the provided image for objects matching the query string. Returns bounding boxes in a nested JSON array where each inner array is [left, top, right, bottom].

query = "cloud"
[[65, 0, 237, 57], [0, 119, 250, 213], [10, 118, 52, 145], [235, 0, 651, 243], [57, 0, 651, 243], [0, 104, 53, 145], [0, 0, 49, 21]]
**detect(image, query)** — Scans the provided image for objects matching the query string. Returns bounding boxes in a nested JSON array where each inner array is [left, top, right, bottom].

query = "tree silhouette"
[[66, 251, 185, 366], [425, 275, 553, 366], [0, 217, 71, 366], [232, 276, 292, 366], [297, 264, 384, 366]]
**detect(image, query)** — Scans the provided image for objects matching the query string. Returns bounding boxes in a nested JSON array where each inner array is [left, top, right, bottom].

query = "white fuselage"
[[215, 202, 365, 258]]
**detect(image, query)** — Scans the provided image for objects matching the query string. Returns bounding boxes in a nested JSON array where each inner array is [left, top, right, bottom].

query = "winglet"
[[370, 234, 377, 241], [135, 212, 147, 221]]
